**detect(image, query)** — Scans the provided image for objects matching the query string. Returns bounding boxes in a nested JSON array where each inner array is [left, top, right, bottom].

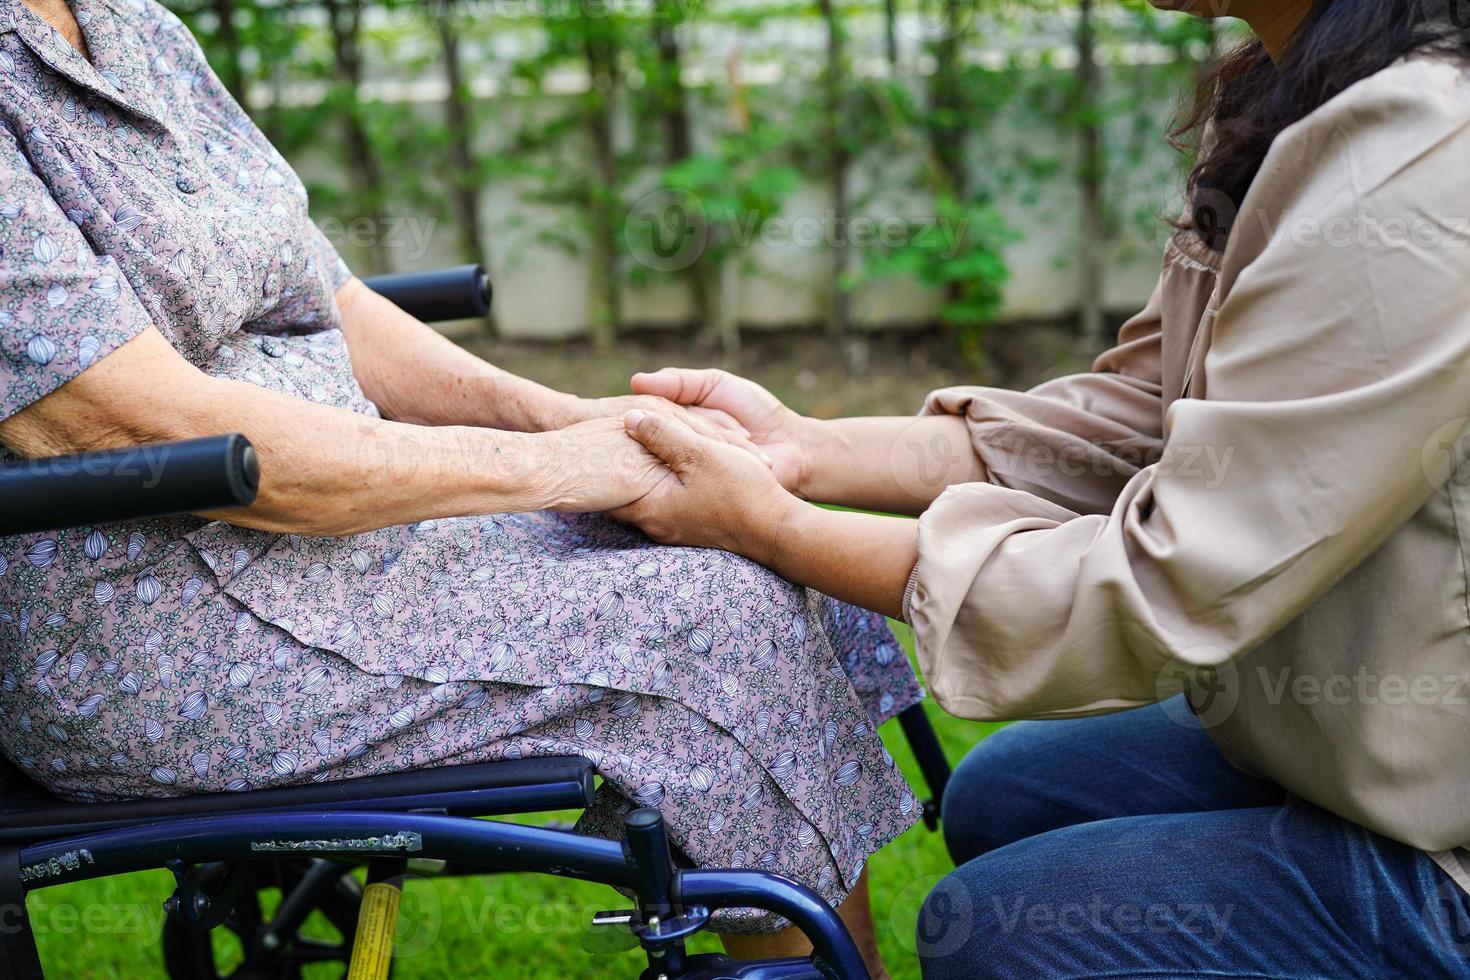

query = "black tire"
[[161, 858, 369, 980]]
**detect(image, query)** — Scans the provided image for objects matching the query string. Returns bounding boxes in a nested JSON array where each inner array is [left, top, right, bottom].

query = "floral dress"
[[0, 0, 923, 929]]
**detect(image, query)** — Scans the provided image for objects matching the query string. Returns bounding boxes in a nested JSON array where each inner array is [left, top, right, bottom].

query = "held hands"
[[545, 418, 671, 514], [575, 394, 772, 467], [609, 410, 799, 560], [551, 368, 807, 525], [630, 369, 812, 494]]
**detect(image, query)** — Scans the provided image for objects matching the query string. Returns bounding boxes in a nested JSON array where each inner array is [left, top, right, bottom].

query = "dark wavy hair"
[[1174, 0, 1470, 249]]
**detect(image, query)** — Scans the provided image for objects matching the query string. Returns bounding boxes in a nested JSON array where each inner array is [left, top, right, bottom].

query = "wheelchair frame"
[[0, 265, 952, 980]]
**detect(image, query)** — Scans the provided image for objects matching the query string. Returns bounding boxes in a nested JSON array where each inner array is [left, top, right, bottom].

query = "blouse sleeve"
[[919, 280, 1167, 516], [908, 82, 1470, 721], [0, 122, 155, 422]]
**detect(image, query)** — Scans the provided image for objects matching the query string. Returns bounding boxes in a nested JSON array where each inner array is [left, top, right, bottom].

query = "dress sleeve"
[[0, 122, 156, 422], [920, 280, 1166, 516], [908, 87, 1470, 721]]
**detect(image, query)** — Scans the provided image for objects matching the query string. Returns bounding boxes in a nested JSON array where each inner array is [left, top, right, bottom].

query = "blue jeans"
[[917, 699, 1470, 979]]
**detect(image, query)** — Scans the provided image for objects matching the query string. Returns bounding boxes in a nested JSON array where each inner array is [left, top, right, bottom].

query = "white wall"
[[282, 13, 1194, 339]]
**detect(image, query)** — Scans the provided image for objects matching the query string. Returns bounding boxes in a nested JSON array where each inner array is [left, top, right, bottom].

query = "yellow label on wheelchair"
[[347, 880, 402, 980]]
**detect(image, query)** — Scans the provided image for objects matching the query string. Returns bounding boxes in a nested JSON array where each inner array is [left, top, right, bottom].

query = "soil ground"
[[463, 322, 1102, 419]]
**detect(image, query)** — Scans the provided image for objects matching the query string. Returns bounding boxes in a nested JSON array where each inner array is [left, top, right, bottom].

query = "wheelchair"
[[0, 265, 953, 980]]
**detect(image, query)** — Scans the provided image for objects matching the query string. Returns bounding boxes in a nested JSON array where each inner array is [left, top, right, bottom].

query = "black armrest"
[[363, 264, 492, 323], [0, 435, 259, 536]]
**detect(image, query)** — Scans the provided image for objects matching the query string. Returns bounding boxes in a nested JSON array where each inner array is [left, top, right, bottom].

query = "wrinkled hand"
[[547, 418, 671, 514], [630, 368, 810, 493], [609, 410, 798, 559], [578, 394, 771, 467]]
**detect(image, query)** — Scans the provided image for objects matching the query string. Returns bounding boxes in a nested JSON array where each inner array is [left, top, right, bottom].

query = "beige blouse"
[[906, 55, 1470, 888]]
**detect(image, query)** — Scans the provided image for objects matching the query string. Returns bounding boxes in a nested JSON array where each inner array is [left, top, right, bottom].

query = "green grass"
[[30, 623, 1000, 980]]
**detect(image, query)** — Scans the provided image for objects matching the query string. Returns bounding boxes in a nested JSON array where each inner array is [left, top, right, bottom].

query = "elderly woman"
[[616, 0, 1470, 976], [0, 0, 924, 967]]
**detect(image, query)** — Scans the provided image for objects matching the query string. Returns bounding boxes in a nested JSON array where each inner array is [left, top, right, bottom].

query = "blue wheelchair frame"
[[0, 266, 952, 980]]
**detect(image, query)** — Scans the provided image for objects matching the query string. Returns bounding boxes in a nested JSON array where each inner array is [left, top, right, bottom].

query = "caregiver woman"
[[617, 0, 1470, 974]]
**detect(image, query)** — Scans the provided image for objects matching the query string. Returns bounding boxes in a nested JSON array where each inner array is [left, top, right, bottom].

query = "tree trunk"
[[714, 50, 750, 364], [322, 0, 390, 276], [432, 0, 498, 336], [651, 2, 713, 343], [883, 0, 898, 71], [209, 0, 243, 101], [929, 0, 968, 319], [1075, 0, 1107, 344], [582, 18, 621, 348], [815, 0, 851, 344]]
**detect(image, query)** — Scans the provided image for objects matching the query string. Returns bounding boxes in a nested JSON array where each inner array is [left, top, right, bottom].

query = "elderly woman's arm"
[[0, 326, 665, 537], [0, 113, 662, 537], [334, 277, 760, 450], [333, 277, 579, 430]]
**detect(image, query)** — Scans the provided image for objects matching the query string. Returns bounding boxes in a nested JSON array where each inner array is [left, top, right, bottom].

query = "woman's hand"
[[633, 366, 985, 515], [545, 418, 672, 514], [571, 394, 773, 466], [630, 368, 813, 493], [612, 408, 920, 619], [610, 410, 799, 557]]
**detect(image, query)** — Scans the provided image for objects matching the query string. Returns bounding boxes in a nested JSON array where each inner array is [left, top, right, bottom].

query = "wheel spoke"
[[269, 859, 353, 941], [284, 936, 350, 964], [164, 859, 361, 980]]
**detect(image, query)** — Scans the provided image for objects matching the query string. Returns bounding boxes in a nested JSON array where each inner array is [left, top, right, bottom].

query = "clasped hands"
[[556, 369, 810, 557]]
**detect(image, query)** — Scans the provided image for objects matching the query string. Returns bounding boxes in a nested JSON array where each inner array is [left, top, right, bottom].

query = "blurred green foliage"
[[161, 0, 1222, 354]]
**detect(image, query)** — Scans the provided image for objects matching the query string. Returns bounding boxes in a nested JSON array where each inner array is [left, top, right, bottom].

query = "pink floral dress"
[[0, 0, 922, 928]]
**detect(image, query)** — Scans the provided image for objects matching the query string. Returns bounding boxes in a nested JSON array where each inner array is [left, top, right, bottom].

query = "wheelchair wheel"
[[161, 857, 373, 980]]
